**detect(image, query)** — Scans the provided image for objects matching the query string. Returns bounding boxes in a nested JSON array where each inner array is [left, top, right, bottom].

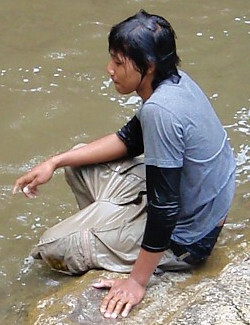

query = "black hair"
[[108, 9, 181, 90]]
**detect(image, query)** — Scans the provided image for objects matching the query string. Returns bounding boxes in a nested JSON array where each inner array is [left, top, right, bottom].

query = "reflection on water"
[[0, 0, 249, 324]]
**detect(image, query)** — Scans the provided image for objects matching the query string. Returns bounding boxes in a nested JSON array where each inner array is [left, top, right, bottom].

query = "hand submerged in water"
[[12, 160, 56, 198], [92, 277, 146, 318]]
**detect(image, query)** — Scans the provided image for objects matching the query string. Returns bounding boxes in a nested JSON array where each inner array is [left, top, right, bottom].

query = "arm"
[[116, 115, 144, 157], [52, 114, 143, 168], [93, 165, 182, 318], [13, 133, 127, 197], [51, 133, 127, 168], [93, 248, 164, 318], [13, 113, 143, 197]]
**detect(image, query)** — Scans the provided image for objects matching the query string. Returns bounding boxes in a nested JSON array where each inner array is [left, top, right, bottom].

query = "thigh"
[[64, 155, 146, 209]]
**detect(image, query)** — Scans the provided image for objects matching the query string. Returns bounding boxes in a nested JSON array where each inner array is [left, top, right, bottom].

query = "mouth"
[[110, 76, 118, 84]]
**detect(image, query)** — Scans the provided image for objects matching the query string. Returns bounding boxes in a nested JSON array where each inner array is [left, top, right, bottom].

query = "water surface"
[[0, 0, 249, 324]]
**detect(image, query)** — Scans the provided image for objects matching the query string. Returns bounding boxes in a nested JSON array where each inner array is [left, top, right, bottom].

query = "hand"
[[92, 277, 146, 319], [12, 159, 56, 198]]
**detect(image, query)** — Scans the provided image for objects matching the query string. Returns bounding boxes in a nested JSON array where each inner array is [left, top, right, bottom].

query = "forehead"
[[110, 50, 125, 60], [109, 50, 138, 71]]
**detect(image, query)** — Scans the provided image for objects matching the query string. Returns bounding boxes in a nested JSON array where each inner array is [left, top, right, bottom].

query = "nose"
[[107, 60, 114, 76]]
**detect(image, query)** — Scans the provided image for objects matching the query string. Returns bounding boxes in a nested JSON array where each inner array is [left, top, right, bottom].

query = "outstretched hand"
[[12, 160, 56, 198], [92, 277, 146, 319]]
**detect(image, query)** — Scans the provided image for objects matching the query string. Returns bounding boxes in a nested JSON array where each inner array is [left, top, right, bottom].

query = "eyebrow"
[[110, 53, 117, 59], [110, 51, 119, 59], [110, 51, 127, 63]]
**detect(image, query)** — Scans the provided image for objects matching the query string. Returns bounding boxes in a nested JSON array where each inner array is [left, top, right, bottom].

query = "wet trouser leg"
[[30, 148, 226, 274], [30, 155, 148, 274]]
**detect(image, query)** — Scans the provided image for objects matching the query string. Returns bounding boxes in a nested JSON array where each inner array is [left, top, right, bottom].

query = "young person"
[[13, 10, 236, 319]]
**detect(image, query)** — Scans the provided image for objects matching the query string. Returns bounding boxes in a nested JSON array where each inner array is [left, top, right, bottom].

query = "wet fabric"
[[141, 165, 181, 252], [30, 148, 226, 275], [31, 156, 148, 274], [136, 70, 236, 244], [31, 155, 195, 274]]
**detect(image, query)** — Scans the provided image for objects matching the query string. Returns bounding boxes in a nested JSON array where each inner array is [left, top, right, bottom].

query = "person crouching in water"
[[13, 10, 236, 319]]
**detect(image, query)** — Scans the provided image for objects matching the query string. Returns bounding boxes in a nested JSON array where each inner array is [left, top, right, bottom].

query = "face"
[[107, 51, 154, 100]]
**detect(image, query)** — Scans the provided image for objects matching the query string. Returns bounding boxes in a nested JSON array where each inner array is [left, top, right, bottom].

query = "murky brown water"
[[0, 0, 249, 324]]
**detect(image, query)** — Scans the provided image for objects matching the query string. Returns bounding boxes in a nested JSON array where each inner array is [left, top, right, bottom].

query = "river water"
[[0, 0, 249, 324]]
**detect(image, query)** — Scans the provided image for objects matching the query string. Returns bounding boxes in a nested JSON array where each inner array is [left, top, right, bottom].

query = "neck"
[[136, 74, 154, 102]]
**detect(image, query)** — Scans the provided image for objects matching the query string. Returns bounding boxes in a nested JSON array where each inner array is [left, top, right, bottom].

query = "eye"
[[110, 52, 124, 66], [114, 59, 122, 66]]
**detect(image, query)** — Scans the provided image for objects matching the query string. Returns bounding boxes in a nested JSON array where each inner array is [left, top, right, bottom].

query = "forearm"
[[129, 166, 182, 287], [49, 133, 128, 169], [130, 248, 164, 287]]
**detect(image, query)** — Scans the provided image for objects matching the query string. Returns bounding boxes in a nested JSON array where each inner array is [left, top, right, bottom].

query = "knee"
[[64, 143, 86, 182], [32, 238, 70, 273], [64, 165, 74, 180], [36, 234, 89, 275], [64, 165, 81, 186]]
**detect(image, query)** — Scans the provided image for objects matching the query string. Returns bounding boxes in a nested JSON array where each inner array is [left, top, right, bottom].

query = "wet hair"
[[108, 9, 181, 90]]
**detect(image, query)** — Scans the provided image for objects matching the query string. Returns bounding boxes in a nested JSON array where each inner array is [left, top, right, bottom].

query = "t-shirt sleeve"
[[137, 102, 185, 168], [116, 115, 144, 157]]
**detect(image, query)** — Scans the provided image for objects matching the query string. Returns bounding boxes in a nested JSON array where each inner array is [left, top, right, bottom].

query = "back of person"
[[137, 70, 236, 245]]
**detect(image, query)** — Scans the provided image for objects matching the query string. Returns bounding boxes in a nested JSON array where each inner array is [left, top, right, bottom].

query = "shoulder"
[[153, 71, 200, 99], [141, 70, 209, 117]]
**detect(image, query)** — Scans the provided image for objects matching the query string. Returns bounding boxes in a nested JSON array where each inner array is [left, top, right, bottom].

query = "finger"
[[92, 279, 114, 289], [12, 179, 24, 194], [121, 302, 133, 318], [13, 174, 34, 194], [27, 178, 40, 191], [12, 184, 20, 194], [22, 186, 37, 198], [22, 179, 40, 198], [25, 184, 38, 195], [101, 296, 120, 318], [110, 300, 126, 319], [23, 186, 30, 194]]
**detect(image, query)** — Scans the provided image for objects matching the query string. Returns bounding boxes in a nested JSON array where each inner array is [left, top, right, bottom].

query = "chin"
[[115, 86, 131, 95]]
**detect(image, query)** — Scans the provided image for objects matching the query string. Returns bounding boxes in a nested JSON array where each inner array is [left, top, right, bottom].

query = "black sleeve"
[[141, 165, 182, 252], [116, 115, 144, 157]]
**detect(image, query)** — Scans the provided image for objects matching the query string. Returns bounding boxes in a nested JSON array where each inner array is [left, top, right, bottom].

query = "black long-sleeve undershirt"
[[142, 165, 181, 252], [117, 116, 181, 252]]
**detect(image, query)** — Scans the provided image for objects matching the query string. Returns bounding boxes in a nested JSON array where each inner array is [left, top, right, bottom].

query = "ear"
[[147, 62, 155, 75]]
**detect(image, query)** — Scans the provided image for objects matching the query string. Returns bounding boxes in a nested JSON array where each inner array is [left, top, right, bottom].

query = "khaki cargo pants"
[[31, 147, 194, 275]]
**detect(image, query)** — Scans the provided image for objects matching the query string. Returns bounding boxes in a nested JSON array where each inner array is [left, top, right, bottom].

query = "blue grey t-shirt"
[[136, 70, 236, 245]]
